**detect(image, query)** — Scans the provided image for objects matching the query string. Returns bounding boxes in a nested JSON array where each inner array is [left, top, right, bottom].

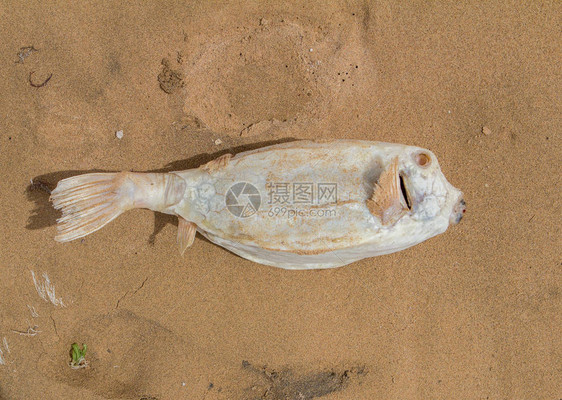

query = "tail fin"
[[50, 173, 130, 242]]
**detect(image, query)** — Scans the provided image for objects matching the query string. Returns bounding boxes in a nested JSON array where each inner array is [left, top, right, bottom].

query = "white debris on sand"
[[116, 130, 124, 139], [0, 337, 11, 365], [27, 304, 39, 318], [12, 326, 40, 337], [31, 271, 65, 307], [214, 138, 223, 145]]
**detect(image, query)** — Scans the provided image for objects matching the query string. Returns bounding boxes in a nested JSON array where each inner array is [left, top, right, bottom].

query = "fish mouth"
[[450, 196, 466, 225]]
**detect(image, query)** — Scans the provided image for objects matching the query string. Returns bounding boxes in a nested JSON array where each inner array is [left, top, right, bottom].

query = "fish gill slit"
[[399, 174, 412, 210]]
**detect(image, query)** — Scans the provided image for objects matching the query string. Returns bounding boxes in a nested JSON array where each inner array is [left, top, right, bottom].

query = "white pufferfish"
[[50, 140, 465, 269]]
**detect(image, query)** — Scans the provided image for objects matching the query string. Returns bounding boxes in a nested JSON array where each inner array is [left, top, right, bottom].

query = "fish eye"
[[414, 152, 432, 168]]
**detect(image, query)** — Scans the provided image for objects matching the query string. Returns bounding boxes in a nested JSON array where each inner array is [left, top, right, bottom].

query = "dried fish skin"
[[51, 140, 465, 269]]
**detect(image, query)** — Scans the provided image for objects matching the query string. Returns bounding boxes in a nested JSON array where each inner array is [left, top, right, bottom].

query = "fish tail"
[[50, 172, 134, 242]]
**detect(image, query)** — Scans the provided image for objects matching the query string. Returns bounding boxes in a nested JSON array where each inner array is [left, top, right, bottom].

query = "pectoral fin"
[[177, 217, 197, 255], [366, 157, 408, 225], [201, 153, 232, 172]]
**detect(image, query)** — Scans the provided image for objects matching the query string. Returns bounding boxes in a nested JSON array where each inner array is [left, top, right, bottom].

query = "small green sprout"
[[69, 343, 89, 369]]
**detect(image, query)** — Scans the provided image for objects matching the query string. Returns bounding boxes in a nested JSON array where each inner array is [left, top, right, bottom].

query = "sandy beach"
[[0, 1, 560, 399]]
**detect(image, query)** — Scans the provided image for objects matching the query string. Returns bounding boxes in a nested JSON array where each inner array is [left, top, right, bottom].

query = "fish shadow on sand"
[[26, 137, 298, 243]]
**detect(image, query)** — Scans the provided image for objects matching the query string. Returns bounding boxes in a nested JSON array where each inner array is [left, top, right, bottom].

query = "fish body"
[[51, 140, 465, 269]]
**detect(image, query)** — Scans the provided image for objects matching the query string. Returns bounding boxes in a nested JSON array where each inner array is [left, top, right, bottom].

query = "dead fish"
[[50, 140, 465, 269]]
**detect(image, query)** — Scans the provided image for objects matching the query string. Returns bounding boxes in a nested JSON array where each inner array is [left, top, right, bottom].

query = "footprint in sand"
[[37, 310, 199, 399], [179, 15, 369, 137]]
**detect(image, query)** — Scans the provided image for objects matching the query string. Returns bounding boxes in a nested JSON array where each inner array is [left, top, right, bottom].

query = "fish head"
[[399, 148, 465, 227]]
